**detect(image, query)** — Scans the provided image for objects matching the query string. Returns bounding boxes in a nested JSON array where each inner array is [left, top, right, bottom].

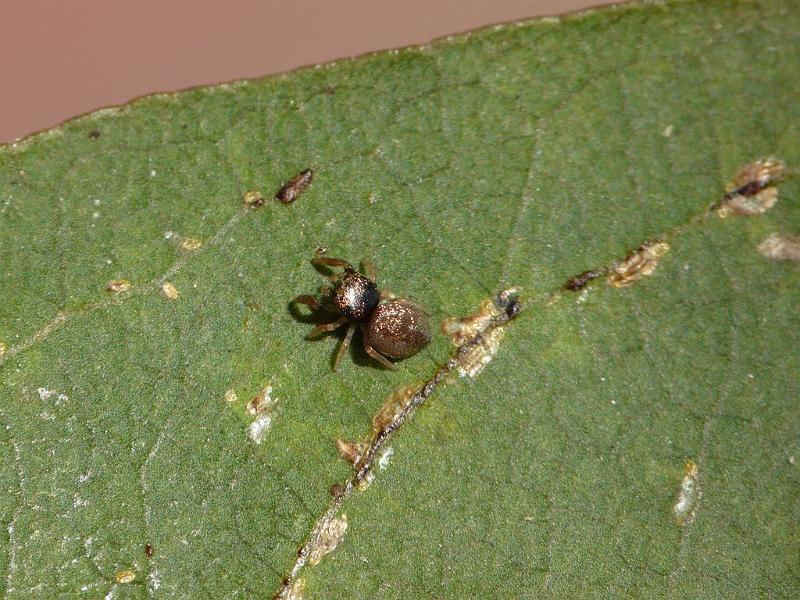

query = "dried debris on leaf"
[[243, 190, 266, 208], [564, 269, 605, 291], [308, 514, 347, 566], [757, 233, 800, 262], [441, 288, 520, 377], [336, 439, 368, 465], [106, 279, 132, 293], [608, 241, 670, 288], [276, 169, 313, 204], [246, 384, 278, 445], [247, 385, 275, 415], [673, 459, 702, 527], [718, 158, 785, 217], [284, 578, 306, 600]]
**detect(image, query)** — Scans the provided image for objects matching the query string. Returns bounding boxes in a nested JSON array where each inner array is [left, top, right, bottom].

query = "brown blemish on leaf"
[[276, 169, 313, 204], [336, 439, 368, 465], [115, 569, 136, 584], [105, 279, 132, 293], [718, 158, 785, 217], [608, 241, 670, 288], [247, 385, 274, 415], [161, 281, 179, 300], [673, 459, 701, 527], [180, 237, 202, 251], [243, 190, 266, 208], [145, 543, 154, 557], [308, 514, 347, 566], [757, 233, 800, 262], [563, 269, 605, 292]]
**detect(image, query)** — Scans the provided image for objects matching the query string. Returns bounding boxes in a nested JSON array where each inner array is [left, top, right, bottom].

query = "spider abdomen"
[[364, 300, 431, 359]]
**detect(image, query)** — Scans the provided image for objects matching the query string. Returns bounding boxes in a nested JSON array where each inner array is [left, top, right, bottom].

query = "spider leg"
[[293, 294, 322, 310], [363, 339, 398, 370], [306, 316, 348, 339], [333, 324, 356, 372], [312, 256, 353, 269], [361, 259, 377, 282]]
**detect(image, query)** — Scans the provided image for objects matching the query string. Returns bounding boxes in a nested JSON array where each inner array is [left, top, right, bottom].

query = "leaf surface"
[[1, 1, 798, 598]]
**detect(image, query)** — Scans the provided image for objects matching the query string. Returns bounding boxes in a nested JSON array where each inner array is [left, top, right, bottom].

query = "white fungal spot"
[[37, 388, 68, 403], [92, 211, 100, 219], [247, 414, 272, 445], [150, 169, 157, 177], [673, 459, 701, 526], [378, 447, 394, 470], [148, 570, 162, 592]]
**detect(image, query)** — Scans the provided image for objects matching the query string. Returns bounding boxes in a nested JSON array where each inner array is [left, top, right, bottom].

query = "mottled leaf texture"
[[1, 1, 799, 598]]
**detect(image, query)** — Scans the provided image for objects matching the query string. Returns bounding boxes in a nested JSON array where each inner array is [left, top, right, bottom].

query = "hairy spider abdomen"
[[333, 270, 380, 323], [364, 299, 431, 359]]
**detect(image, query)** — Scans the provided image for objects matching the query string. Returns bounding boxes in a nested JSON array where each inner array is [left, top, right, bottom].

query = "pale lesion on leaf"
[[560, 156, 790, 294]]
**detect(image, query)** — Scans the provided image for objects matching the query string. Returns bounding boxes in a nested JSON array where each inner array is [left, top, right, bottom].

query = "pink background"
[[1, 1, 608, 144]]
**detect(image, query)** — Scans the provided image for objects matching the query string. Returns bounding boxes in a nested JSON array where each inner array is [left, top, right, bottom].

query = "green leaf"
[[2, 0, 799, 597]]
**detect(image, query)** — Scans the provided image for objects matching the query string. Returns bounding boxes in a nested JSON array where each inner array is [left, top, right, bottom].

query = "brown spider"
[[293, 254, 431, 371]]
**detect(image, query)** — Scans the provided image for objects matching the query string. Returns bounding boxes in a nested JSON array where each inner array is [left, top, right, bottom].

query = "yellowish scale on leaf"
[[106, 279, 132, 293], [115, 569, 136, 584], [161, 282, 179, 300], [0, 341, 6, 357], [223, 389, 238, 403], [180, 237, 202, 251]]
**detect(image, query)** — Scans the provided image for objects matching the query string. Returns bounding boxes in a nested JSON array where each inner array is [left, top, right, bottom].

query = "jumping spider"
[[293, 253, 431, 371]]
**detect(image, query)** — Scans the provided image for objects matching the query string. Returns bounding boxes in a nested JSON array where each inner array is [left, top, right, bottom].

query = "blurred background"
[[1, 1, 607, 144]]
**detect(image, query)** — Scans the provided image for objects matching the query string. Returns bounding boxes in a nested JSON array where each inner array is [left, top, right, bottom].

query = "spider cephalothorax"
[[293, 254, 431, 371]]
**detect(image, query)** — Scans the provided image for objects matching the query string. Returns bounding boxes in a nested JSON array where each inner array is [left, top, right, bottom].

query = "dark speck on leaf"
[[276, 169, 313, 204], [88, 130, 100, 139]]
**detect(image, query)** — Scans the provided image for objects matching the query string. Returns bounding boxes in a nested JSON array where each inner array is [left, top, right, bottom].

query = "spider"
[[293, 253, 431, 371]]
